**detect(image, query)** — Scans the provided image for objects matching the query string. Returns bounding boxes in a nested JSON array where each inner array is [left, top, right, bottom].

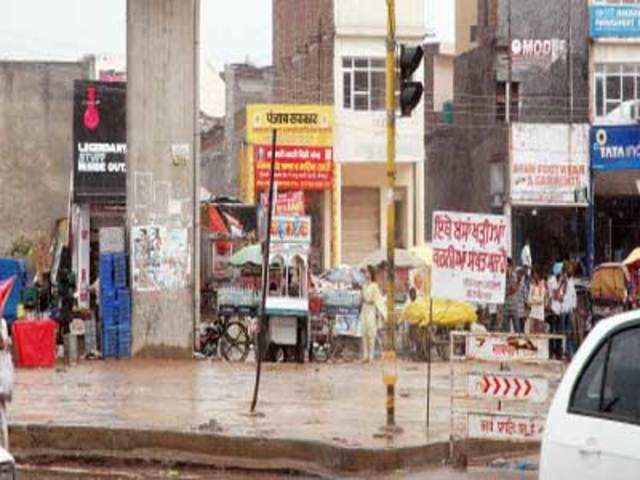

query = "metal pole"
[[250, 129, 278, 413], [506, 0, 512, 124], [426, 299, 433, 432], [383, 0, 398, 430], [193, 0, 201, 352]]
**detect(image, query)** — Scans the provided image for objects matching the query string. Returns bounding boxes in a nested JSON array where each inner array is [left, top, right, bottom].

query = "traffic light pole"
[[383, 0, 398, 431]]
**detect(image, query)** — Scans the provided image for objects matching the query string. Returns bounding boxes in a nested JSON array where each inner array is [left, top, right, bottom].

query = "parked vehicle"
[[540, 310, 640, 480], [199, 316, 251, 362], [590, 263, 630, 325]]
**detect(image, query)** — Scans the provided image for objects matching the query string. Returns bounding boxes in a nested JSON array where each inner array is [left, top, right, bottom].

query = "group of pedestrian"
[[484, 240, 579, 359]]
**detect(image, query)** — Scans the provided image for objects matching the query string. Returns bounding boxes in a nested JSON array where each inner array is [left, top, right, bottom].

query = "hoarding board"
[[591, 4, 640, 38], [511, 124, 589, 207], [73, 81, 126, 202], [247, 104, 334, 191], [431, 211, 508, 304], [591, 125, 640, 171]]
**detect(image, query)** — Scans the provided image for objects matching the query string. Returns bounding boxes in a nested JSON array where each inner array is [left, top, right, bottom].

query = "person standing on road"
[[504, 259, 521, 332], [521, 239, 532, 281], [561, 263, 577, 358], [527, 269, 546, 334], [547, 262, 566, 359], [360, 266, 385, 363]]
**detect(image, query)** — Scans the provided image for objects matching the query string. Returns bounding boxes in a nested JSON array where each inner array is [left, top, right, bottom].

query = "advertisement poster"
[[591, 4, 640, 38], [270, 216, 311, 245], [511, 124, 589, 206], [73, 80, 127, 202], [431, 211, 508, 304], [591, 125, 640, 171], [334, 314, 362, 338], [260, 191, 305, 216], [510, 38, 566, 67], [463, 333, 551, 362], [131, 226, 189, 292], [247, 104, 334, 191]]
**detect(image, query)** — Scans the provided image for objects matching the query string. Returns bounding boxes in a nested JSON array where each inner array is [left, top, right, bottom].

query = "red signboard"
[[254, 145, 333, 191], [260, 191, 305, 216]]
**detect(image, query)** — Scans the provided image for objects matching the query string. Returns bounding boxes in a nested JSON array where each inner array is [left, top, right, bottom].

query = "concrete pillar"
[[127, 0, 199, 357]]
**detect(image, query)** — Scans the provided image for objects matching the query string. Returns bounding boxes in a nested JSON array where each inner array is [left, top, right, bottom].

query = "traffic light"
[[399, 44, 424, 117]]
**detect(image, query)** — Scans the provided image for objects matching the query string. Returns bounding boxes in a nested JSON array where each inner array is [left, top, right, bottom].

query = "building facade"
[[588, 0, 640, 266], [426, 0, 591, 270], [271, 0, 426, 269]]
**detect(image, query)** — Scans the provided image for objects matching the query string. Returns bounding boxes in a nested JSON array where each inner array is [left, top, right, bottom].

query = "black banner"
[[73, 81, 126, 203]]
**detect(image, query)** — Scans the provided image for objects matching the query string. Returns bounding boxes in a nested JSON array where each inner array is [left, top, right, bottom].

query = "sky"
[[1, 0, 453, 69]]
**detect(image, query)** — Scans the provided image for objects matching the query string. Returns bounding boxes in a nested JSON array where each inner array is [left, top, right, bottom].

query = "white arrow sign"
[[467, 373, 548, 403]]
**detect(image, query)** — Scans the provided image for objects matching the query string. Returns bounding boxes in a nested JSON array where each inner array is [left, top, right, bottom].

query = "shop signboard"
[[591, 125, 640, 171], [510, 38, 566, 67], [431, 211, 508, 304], [511, 124, 589, 207], [73, 80, 127, 203], [467, 412, 544, 441], [247, 104, 334, 191], [591, 4, 640, 38]]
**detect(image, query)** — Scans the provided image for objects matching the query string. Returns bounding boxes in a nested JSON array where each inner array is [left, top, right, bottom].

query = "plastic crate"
[[102, 325, 119, 358], [117, 324, 132, 358]]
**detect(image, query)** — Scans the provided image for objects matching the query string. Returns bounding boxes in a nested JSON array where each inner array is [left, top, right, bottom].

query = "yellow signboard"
[[246, 104, 334, 191]]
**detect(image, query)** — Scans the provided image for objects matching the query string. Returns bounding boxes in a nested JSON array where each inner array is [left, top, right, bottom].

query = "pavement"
[[8, 358, 542, 476]]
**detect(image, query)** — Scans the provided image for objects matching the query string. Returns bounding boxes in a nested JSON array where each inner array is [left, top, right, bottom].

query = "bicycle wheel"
[[220, 321, 251, 362]]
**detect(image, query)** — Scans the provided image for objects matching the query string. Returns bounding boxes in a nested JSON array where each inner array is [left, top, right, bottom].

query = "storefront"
[[590, 125, 640, 265], [71, 80, 127, 332], [245, 104, 334, 272], [509, 124, 590, 271]]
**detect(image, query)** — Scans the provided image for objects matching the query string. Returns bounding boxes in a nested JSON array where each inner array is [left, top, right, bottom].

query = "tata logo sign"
[[591, 126, 640, 171]]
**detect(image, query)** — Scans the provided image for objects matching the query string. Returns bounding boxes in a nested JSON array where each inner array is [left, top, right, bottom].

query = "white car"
[[540, 311, 640, 479]]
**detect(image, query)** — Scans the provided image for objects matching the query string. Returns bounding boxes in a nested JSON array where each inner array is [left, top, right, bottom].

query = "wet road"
[[11, 358, 560, 451], [17, 462, 538, 479]]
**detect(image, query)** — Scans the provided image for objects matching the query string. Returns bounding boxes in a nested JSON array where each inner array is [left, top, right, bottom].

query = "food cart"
[[259, 216, 312, 363]]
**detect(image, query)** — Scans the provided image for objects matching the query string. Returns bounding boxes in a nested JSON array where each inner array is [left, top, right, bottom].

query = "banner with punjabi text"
[[431, 211, 509, 304]]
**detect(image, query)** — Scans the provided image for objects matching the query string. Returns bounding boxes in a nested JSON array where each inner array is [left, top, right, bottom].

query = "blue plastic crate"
[[117, 324, 132, 358], [102, 325, 119, 358]]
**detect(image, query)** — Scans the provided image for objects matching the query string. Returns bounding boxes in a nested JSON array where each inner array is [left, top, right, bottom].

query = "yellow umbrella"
[[400, 297, 477, 327]]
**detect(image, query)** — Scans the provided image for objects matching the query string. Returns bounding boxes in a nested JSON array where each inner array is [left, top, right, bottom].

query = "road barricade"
[[448, 331, 566, 455]]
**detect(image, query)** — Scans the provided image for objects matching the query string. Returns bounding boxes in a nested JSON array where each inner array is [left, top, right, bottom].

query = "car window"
[[571, 342, 607, 414], [570, 326, 640, 425], [601, 328, 640, 422]]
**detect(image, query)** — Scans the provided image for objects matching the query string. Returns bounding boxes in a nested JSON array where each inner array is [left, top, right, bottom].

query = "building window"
[[342, 57, 399, 111], [595, 63, 640, 123], [470, 25, 478, 43]]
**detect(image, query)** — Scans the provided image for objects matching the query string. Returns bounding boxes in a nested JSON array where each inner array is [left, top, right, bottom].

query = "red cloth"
[[0, 277, 15, 318], [12, 319, 57, 368]]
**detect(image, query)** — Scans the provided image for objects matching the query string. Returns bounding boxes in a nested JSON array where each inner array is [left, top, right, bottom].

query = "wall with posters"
[[431, 211, 509, 304], [510, 124, 590, 207]]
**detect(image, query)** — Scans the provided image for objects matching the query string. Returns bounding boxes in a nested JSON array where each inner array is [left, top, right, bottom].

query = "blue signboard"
[[591, 125, 640, 171], [591, 5, 640, 38]]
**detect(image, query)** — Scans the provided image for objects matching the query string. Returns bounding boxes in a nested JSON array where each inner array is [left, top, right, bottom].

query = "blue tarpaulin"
[[0, 259, 28, 323]]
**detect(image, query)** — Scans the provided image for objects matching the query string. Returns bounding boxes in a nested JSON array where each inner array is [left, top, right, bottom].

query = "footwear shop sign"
[[431, 211, 508, 304], [511, 124, 590, 207], [247, 104, 334, 191], [73, 80, 126, 203]]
